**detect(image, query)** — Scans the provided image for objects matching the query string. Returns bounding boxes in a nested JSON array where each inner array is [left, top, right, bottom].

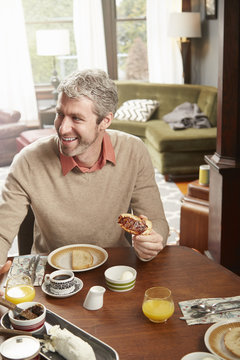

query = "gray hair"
[[58, 69, 118, 124]]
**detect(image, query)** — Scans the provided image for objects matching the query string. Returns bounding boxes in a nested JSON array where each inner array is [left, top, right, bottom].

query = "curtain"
[[146, 0, 183, 84], [0, 0, 39, 126], [73, 0, 107, 72]]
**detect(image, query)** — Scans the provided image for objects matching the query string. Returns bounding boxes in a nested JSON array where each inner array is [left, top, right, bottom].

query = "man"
[[0, 69, 169, 268]]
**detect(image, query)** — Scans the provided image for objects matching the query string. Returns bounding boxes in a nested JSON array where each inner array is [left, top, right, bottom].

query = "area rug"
[[154, 169, 182, 245], [0, 166, 182, 256]]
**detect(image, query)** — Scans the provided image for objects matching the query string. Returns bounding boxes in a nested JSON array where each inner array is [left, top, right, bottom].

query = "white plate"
[[181, 352, 218, 360], [41, 277, 83, 298], [48, 244, 108, 272], [204, 319, 240, 360]]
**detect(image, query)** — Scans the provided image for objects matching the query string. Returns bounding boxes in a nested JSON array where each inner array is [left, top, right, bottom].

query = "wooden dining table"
[[0, 245, 240, 360]]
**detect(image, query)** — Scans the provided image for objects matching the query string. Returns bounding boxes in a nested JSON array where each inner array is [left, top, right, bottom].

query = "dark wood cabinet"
[[180, 180, 209, 254]]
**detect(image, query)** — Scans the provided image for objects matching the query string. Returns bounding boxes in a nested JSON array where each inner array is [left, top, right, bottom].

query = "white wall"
[[191, 0, 219, 87]]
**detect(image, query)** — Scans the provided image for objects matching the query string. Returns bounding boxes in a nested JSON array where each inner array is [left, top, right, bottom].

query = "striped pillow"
[[114, 99, 159, 122]]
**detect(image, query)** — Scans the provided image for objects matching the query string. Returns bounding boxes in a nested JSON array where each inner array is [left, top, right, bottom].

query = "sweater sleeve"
[[130, 140, 169, 246], [0, 153, 31, 263]]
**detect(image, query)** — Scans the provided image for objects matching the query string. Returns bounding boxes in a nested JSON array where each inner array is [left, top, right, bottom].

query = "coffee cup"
[[44, 270, 75, 295]]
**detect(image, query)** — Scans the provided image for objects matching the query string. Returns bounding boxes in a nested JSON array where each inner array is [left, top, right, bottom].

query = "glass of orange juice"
[[142, 287, 174, 323], [5, 274, 36, 304]]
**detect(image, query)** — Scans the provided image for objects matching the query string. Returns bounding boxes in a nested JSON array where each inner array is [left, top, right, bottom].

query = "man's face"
[[54, 93, 102, 159]]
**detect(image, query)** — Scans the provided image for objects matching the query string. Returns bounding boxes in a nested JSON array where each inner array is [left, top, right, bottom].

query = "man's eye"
[[73, 116, 82, 121]]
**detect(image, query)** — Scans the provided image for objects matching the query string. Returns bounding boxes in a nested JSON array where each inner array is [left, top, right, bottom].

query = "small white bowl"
[[181, 352, 218, 360], [104, 265, 137, 292], [0, 335, 41, 359], [8, 301, 46, 333]]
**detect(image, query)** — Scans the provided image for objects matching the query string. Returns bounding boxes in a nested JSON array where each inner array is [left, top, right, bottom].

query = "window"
[[22, 0, 76, 85], [116, 0, 148, 80], [22, 0, 148, 85]]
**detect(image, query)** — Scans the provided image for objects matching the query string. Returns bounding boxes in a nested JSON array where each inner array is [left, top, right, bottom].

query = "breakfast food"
[[224, 327, 240, 357], [72, 249, 93, 270], [42, 325, 96, 360], [118, 213, 152, 235], [120, 270, 133, 281], [15, 304, 44, 320]]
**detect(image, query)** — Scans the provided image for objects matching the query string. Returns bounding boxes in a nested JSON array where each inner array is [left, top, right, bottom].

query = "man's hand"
[[0, 261, 12, 275], [0, 260, 12, 295], [133, 229, 164, 260], [132, 215, 164, 260]]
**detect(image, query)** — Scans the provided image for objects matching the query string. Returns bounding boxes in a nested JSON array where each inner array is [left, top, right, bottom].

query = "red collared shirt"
[[60, 132, 116, 176]]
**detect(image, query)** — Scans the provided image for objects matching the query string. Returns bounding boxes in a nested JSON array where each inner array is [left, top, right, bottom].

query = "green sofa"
[[110, 81, 217, 181]]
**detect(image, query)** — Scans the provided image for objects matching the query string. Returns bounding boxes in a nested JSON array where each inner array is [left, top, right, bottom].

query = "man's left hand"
[[133, 229, 164, 260], [0, 260, 12, 295]]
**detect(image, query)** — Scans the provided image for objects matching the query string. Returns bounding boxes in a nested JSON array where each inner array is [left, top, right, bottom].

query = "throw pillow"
[[114, 99, 159, 122]]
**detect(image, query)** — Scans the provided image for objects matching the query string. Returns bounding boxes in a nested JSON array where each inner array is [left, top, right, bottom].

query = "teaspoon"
[[190, 300, 240, 312], [180, 305, 240, 320]]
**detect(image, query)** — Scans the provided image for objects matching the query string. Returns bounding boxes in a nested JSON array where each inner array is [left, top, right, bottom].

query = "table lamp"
[[168, 12, 201, 82], [36, 29, 70, 104]]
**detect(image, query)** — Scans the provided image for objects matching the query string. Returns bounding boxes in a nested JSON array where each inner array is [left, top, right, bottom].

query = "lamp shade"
[[168, 12, 201, 38], [36, 29, 70, 56]]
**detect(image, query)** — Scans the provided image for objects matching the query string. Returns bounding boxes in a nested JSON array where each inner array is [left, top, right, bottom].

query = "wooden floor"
[[175, 181, 189, 195]]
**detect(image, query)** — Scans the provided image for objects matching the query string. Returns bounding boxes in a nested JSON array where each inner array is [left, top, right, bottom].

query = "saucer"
[[41, 277, 83, 298]]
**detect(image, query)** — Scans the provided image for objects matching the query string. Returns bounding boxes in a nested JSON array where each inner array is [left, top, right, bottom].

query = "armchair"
[[0, 109, 27, 166]]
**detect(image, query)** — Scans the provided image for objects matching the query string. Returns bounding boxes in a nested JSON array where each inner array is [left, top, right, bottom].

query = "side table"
[[39, 107, 56, 128], [179, 180, 209, 254]]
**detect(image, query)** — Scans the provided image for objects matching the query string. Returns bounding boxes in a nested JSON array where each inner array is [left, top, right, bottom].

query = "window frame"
[[102, 0, 147, 80]]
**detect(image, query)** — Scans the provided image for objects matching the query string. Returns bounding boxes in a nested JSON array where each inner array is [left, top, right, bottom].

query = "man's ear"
[[99, 112, 113, 130]]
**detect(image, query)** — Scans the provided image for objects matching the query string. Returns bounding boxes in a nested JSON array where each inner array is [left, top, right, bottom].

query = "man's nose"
[[59, 116, 72, 133]]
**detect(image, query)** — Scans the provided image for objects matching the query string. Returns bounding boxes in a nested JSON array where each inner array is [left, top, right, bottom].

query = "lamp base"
[[51, 69, 60, 102], [181, 40, 191, 84]]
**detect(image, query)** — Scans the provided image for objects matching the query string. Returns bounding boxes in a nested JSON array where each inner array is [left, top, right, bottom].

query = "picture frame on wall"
[[205, 0, 217, 19]]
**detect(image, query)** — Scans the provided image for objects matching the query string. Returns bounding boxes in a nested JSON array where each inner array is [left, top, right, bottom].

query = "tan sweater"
[[0, 130, 169, 263]]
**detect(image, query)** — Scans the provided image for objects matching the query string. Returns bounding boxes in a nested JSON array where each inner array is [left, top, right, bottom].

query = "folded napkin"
[[179, 295, 240, 325], [5, 255, 48, 287]]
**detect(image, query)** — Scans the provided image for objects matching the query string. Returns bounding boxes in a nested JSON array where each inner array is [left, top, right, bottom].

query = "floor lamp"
[[36, 29, 70, 107], [168, 12, 201, 83]]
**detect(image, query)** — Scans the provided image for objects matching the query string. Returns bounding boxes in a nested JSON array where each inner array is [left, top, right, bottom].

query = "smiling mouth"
[[62, 136, 78, 142]]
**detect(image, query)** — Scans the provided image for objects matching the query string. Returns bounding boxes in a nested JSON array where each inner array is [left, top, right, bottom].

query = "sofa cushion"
[[0, 110, 21, 124], [0, 123, 27, 139], [114, 99, 159, 122], [197, 88, 217, 127], [110, 119, 147, 138], [16, 128, 56, 151], [145, 139, 213, 175], [115, 82, 207, 119], [146, 120, 217, 153]]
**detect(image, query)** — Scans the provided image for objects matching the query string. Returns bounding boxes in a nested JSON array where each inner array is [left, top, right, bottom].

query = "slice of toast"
[[72, 249, 93, 270], [224, 327, 240, 357]]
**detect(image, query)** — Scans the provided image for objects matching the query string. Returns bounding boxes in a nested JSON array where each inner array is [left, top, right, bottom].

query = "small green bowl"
[[104, 265, 137, 292]]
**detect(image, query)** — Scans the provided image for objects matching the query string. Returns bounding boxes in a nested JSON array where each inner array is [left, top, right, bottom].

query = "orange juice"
[[5, 284, 36, 304], [142, 299, 174, 322]]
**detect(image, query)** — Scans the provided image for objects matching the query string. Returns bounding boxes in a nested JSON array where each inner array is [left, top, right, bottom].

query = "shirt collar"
[[60, 132, 116, 176]]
